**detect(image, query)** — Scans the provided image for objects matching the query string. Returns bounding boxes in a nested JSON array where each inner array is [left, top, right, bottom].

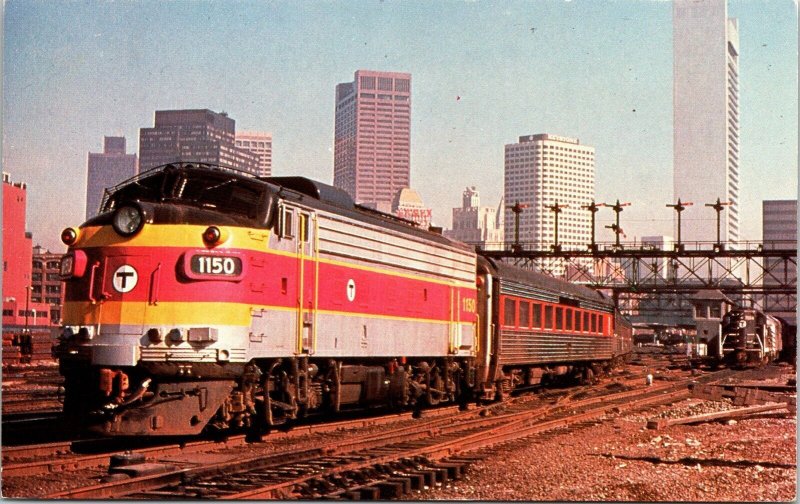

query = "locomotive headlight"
[[61, 227, 79, 246], [112, 205, 144, 237], [202, 226, 228, 246]]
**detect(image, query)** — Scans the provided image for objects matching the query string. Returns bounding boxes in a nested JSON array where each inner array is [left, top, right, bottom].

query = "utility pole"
[[548, 201, 569, 253], [508, 201, 529, 252], [24, 285, 31, 334], [603, 200, 630, 250], [667, 198, 693, 251], [705, 197, 732, 252], [582, 200, 602, 253]]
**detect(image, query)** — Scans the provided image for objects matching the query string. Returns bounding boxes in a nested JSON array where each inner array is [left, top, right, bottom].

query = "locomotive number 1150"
[[190, 255, 243, 276]]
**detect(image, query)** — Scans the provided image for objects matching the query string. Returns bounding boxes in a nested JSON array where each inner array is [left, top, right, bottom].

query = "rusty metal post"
[[508, 201, 528, 252], [582, 200, 601, 253], [667, 198, 693, 251], [548, 201, 568, 253], [705, 197, 732, 252]]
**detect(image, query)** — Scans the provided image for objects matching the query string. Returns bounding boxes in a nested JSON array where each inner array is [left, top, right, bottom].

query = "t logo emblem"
[[112, 265, 138, 293]]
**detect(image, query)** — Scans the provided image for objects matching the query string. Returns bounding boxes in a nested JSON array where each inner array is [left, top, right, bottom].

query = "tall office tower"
[[503, 134, 595, 251], [333, 70, 411, 213], [139, 109, 259, 175], [85, 136, 138, 219], [235, 131, 273, 177], [674, 0, 740, 244], [444, 186, 505, 250], [762, 200, 797, 324]]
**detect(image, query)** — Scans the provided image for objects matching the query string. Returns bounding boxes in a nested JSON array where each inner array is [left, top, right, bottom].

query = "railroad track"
[[2, 404, 463, 478], [0, 370, 649, 473], [44, 368, 732, 499]]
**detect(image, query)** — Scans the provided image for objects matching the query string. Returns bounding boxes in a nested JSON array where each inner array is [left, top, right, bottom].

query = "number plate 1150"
[[184, 252, 245, 281]]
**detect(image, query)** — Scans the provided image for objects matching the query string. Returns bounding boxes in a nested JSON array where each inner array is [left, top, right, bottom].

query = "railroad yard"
[[0, 350, 795, 500]]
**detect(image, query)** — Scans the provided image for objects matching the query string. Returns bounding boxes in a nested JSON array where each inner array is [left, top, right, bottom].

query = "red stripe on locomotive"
[[65, 246, 477, 323]]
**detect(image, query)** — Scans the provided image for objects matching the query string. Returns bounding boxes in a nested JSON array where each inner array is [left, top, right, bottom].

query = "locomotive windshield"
[[101, 165, 275, 226]]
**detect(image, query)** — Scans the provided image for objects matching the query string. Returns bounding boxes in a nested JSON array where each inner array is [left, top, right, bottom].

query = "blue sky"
[[3, 0, 797, 252]]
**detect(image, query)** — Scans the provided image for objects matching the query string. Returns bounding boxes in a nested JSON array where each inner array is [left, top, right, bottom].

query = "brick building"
[[2, 173, 51, 329]]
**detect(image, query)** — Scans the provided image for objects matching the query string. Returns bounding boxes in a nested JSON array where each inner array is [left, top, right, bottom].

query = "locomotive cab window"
[[503, 298, 516, 327], [278, 206, 295, 238]]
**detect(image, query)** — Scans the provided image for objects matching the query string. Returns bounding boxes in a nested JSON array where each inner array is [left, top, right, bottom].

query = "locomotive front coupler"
[[99, 377, 153, 413]]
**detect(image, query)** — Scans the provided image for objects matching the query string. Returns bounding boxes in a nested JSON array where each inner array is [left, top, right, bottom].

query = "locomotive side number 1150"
[[190, 255, 243, 276]]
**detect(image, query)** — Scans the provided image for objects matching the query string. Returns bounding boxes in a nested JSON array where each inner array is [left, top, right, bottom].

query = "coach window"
[[544, 305, 553, 329], [566, 309, 573, 331], [519, 301, 530, 328], [583, 312, 590, 333], [555, 307, 563, 330], [590, 313, 596, 333], [503, 298, 516, 327], [532, 303, 542, 328], [576, 310, 583, 332]]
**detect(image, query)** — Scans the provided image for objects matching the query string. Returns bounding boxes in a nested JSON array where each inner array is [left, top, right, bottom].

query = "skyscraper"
[[673, 0, 740, 243], [235, 131, 272, 177], [503, 134, 595, 251], [444, 187, 504, 250], [333, 70, 411, 213], [86, 136, 138, 219], [139, 109, 259, 175]]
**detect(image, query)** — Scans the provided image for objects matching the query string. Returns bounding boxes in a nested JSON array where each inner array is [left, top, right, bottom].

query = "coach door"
[[295, 211, 318, 355]]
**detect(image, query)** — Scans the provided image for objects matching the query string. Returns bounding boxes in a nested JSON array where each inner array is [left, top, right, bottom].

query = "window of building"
[[360, 76, 376, 89]]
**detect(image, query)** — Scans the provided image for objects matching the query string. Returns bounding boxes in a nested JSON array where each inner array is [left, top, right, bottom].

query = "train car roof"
[[479, 256, 611, 306], [261, 174, 475, 254]]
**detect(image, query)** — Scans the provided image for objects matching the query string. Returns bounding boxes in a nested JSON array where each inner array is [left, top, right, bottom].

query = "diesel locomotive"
[[57, 163, 631, 436], [719, 308, 783, 366]]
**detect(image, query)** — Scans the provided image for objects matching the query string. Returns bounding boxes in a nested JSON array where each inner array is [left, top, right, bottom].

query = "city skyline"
[[3, 0, 796, 252]]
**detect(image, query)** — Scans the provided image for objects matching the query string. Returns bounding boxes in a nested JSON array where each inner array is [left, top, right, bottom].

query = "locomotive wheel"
[[426, 371, 444, 406]]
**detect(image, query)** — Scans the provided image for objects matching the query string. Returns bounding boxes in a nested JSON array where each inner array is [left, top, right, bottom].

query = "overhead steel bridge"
[[478, 240, 797, 318]]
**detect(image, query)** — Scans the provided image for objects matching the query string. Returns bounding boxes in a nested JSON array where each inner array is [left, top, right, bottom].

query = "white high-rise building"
[[444, 187, 504, 250], [673, 0, 740, 244], [235, 131, 273, 177], [503, 134, 595, 251]]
